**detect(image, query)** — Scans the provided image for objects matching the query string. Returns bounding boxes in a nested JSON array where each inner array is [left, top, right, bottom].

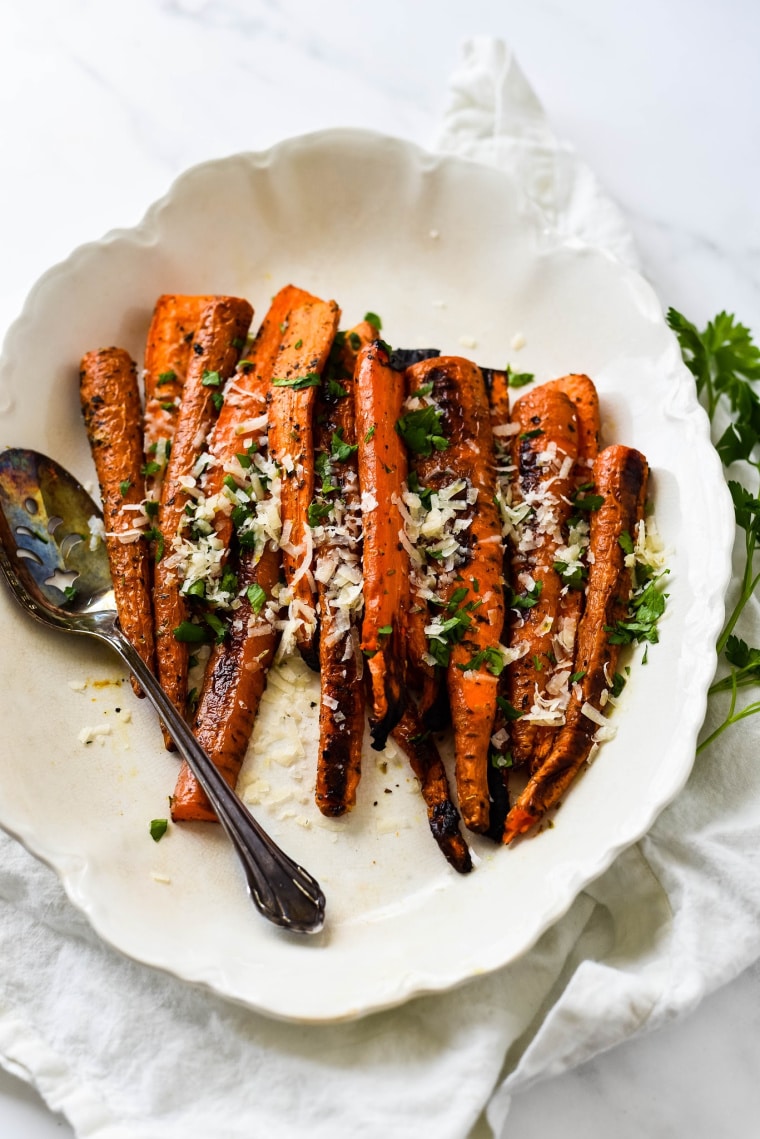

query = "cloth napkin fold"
[[1, 37, 757, 1139]]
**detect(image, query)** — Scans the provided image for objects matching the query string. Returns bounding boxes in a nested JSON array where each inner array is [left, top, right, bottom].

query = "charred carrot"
[[143, 294, 215, 461], [528, 374, 601, 770], [153, 296, 253, 744], [503, 445, 649, 842], [401, 357, 505, 834], [355, 340, 409, 748], [312, 323, 376, 815], [80, 347, 155, 696], [170, 289, 324, 816], [483, 365, 515, 837], [203, 285, 316, 553], [171, 541, 281, 820], [504, 384, 579, 769], [392, 709, 472, 874], [267, 296, 341, 668]]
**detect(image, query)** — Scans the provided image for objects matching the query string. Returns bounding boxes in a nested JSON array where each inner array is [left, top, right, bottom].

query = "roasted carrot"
[[312, 322, 376, 816], [503, 444, 649, 842], [170, 289, 324, 816], [392, 709, 472, 874], [355, 340, 409, 748], [153, 296, 253, 744], [528, 374, 601, 770], [483, 366, 515, 837], [504, 384, 579, 769], [267, 296, 341, 668], [203, 285, 316, 553], [171, 541, 281, 820], [401, 357, 505, 834], [80, 347, 155, 697], [143, 294, 216, 461]]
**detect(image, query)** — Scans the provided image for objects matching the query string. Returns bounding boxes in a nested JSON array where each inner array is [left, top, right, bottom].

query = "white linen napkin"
[[1, 37, 757, 1139]]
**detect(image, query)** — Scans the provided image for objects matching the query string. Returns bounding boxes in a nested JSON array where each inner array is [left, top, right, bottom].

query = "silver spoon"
[[0, 447, 325, 934]]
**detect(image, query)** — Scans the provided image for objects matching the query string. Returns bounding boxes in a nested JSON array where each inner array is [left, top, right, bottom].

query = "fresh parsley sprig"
[[669, 308, 760, 751]]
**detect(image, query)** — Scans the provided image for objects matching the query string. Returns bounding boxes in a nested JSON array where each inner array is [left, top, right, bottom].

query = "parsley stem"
[[715, 563, 760, 656]]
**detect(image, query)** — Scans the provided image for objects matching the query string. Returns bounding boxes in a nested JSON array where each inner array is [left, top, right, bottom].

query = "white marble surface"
[[1, 1, 759, 1135]]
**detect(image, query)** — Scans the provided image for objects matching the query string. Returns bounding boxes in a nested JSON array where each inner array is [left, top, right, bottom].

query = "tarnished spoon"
[[0, 447, 326, 934]]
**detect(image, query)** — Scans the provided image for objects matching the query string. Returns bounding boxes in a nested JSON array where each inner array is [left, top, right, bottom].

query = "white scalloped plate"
[[0, 130, 732, 1022]]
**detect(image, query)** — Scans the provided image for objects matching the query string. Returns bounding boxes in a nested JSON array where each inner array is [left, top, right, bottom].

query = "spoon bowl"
[[0, 447, 326, 935]]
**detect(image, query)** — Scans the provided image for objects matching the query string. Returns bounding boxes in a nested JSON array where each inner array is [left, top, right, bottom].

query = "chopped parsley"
[[619, 530, 635, 555], [605, 572, 669, 646], [327, 378, 349, 399], [364, 425, 376, 443], [395, 405, 448, 456], [156, 371, 176, 386], [272, 372, 321, 390], [496, 696, 523, 721], [149, 819, 168, 842], [491, 751, 514, 769], [508, 580, 543, 610], [307, 501, 332, 527], [554, 560, 587, 590], [330, 428, 358, 463], [247, 583, 267, 613], [506, 367, 534, 388], [364, 311, 382, 331], [519, 427, 543, 440], [201, 369, 222, 387], [456, 646, 505, 676], [144, 527, 165, 560], [119, 479, 132, 496], [172, 620, 212, 644]]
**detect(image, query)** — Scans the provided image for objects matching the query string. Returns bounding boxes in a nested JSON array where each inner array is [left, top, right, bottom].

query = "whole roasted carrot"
[[392, 709, 472, 874], [170, 289, 324, 817], [153, 296, 253, 743], [143, 294, 216, 462], [503, 444, 649, 842], [79, 347, 155, 696], [401, 357, 504, 834], [528, 374, 601, 770], [355, 340, 409, 749], [267, 295, 341, 668], [504, 384, 579, 768], [312, 322, 376, 816]]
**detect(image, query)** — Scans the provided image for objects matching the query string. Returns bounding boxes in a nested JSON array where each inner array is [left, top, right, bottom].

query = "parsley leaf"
[[272, 372, 321, 390], [395, 406, 449, 456], [508, 580, 543, 610], [247, 583, 267, 613], [496, 695, 523, 721], [506, 366, 534, 388], [331, 428, 358, 463], [149, 819, 168, 842], [457, 646, 505, 676], [307, 501, 332, 527]]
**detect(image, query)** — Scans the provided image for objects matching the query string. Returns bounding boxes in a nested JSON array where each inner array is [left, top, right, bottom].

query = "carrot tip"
[[503, 807, 539, 844]]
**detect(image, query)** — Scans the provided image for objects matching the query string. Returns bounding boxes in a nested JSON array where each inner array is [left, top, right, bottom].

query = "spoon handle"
[[106, 628, 325, 934]]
